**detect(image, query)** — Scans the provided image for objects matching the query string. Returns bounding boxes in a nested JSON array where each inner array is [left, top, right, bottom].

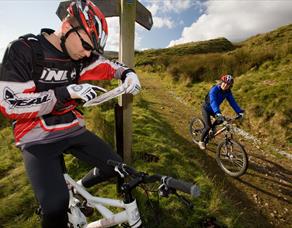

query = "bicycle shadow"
[[237, 174, 291, 204], [239, 152, 292, 203], [206, 140, 292, 201], [248, 153, 292, 182]]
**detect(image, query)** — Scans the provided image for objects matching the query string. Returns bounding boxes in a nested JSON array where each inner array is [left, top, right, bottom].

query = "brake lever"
[[114, 166, 125, 178], [114, 164, 129, 178], [158, 183, 171, 197], [173, 191, 194, 209], [158, 184, 194, 209]]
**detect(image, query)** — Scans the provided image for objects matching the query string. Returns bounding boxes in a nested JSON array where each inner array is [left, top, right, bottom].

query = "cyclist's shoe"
[[198, 141, 206, 150]]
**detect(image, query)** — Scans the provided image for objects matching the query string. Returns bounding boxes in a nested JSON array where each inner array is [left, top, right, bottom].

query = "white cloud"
[[160, 0, 195, 14], [144, 0, 200, 29], [147, 2, 160, 16], [0, 48, 5, 62], [105, 17, 143, 52], [147, 0, 196, 15], [153, 16, 175, 29], [105, 17, 120, 52], [168, 0, 292, 47]]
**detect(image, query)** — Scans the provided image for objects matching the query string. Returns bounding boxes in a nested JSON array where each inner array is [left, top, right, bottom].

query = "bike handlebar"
[[107, 160, 200, 198], [164, 176, 200, 197], [223, 115, 242, 124]]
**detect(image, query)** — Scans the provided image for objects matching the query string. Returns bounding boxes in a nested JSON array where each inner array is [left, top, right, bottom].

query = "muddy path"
[[139, 73, 292, 227]]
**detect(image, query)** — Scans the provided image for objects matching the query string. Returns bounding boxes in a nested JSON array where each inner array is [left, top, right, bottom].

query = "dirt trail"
[[140, 73, 292, 227]]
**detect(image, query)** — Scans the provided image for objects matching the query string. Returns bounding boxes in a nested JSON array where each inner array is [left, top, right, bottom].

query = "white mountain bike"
[[65, 160, 200, 228], [56, 85, 200, 227]]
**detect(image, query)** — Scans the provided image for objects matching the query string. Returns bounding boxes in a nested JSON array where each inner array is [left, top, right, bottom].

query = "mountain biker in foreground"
[[0, 0, 140, 227], [198, 74, 244, 150]]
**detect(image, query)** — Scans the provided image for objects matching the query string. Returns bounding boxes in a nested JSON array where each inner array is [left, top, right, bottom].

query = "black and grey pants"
[[21, 130, 122, 228], [200, 105, 222, 142]]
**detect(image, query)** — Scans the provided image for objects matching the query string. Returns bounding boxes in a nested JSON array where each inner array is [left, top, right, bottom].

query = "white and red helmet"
[[220, 74, 234, 85], [67, 0, 108, 54]]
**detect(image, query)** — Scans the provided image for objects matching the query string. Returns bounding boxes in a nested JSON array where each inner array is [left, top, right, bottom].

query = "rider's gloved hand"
[[215, 113, 225, 123], [67, 83, 105, 102], [123, 72, 141, 95], [238, 112, 244, 119]]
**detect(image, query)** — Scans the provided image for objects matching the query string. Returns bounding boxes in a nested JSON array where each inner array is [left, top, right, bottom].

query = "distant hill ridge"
[[135, 37, 235, 67], [135, 23, 292, 82]]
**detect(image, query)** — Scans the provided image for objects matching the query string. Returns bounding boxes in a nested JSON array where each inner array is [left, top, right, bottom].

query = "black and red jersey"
[[0, 29, 131, 147]]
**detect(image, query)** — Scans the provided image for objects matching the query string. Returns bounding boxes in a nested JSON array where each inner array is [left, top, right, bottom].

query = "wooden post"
[[118, 0, 136, 164]]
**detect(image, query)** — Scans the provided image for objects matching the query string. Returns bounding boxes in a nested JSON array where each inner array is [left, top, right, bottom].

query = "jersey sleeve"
[[0, 40, 57, 120], [226, 91, 243, 114], [79, 55, 133, 81]]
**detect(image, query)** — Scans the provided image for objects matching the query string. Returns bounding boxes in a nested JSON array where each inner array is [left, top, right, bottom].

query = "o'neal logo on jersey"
[[40, 67, 77, 83], [4, 87, 51, 108]]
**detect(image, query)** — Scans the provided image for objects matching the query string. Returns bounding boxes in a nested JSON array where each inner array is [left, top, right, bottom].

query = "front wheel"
[[216, 139, 248, 177], [189, 117, 205, 144]]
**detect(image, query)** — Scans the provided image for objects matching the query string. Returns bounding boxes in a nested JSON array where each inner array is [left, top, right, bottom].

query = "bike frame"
[[211, 118, 235, 140], [213, 125, 227, 138], [64, 173, 142, 228]]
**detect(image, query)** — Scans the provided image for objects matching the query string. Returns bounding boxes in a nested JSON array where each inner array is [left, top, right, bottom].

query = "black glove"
[[215, 113, 225, 123], [238, 112, 244, 119]]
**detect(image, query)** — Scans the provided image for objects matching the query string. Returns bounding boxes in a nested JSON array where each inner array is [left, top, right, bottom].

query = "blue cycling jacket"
[[204, 85, 243, 115]]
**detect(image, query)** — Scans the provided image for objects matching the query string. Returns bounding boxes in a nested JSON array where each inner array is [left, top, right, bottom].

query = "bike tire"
[[216, 139, 248, 177], [189, 117, 205, 144]]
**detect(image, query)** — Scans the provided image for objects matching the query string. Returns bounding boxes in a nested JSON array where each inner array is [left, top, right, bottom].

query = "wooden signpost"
[[56, 0, 153, 163]]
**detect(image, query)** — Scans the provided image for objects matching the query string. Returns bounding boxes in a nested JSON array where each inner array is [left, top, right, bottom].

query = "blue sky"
[[1, 0, 292, 60]]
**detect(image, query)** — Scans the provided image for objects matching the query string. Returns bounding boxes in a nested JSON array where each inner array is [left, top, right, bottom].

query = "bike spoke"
[[231, 159, 244, 168], [217, 140, 247, 176], [189, 117, 205, 144]]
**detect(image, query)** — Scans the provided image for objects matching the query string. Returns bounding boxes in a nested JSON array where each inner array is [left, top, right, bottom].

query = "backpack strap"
[[19, 33, 81, 86], [19, 34, 44, 88]]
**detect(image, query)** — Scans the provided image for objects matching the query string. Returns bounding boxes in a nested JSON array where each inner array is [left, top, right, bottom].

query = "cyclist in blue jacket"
[[198, 74, 244, 150]]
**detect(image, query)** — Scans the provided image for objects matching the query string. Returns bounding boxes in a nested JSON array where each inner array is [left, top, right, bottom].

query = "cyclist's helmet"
[[67, 0, 108, 54], [220, 74, 234, 85]]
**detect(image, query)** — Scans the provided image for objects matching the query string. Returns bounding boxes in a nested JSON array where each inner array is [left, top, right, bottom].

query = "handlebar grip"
[[107, 160, 138, 176], [165, 177, 200, 197]]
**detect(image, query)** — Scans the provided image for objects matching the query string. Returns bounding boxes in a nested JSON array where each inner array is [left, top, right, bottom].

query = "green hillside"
[[135, 37, 234, 65], [135, 23, 292, 149]]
